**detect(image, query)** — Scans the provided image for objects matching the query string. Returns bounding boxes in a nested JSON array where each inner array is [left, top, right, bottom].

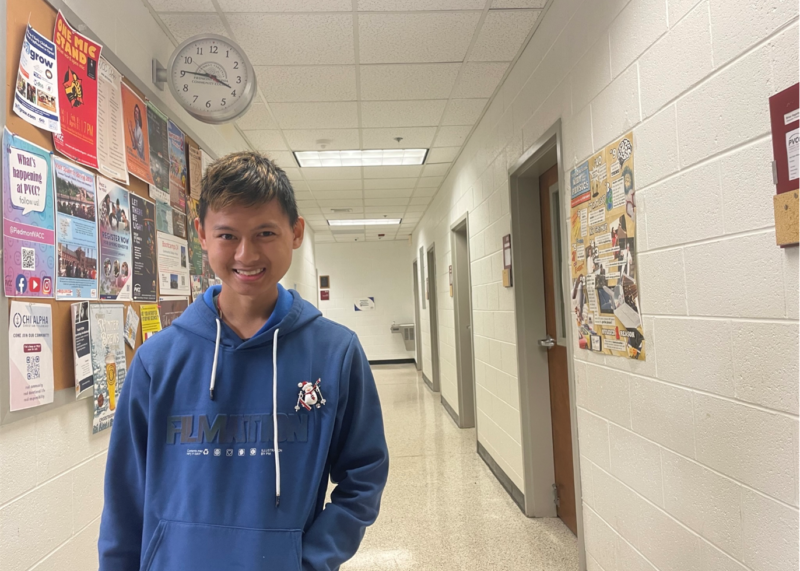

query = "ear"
[[292, 217, 305, 250], [196, 217, 206, 249]]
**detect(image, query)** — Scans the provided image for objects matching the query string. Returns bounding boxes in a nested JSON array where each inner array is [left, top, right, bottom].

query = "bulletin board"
[[1, 0, 215, 424]]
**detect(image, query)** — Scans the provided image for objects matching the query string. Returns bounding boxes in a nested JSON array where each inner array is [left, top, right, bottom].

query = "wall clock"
[[165, 33, 256, 125]]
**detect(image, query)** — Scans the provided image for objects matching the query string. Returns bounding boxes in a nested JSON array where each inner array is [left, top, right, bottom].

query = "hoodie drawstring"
[[209, 317, 222, 400], [273, 328, 281, 507]]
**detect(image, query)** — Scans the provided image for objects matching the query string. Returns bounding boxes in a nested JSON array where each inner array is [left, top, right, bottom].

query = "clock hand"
[[183, 70, 232, 89]]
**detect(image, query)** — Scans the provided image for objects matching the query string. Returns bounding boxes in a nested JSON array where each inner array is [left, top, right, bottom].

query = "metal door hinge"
[[552, 483, 560, 507]]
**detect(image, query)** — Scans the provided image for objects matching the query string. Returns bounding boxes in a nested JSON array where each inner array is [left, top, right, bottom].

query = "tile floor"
[[343, 364, 579, 571]]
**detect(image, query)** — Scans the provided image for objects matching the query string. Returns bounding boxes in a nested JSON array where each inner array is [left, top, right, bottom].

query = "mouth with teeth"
[[233, 268, 266, 280]]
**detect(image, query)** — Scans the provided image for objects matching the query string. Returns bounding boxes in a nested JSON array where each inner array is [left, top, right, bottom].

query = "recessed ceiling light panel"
[[327, 219, 402, 226], [295, 149, 428, 167]]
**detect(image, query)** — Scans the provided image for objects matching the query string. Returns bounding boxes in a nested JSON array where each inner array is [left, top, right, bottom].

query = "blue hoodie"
[[99, 285, 389, 571]]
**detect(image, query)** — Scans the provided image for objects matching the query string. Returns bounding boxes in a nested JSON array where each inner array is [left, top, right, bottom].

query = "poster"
[[71, 301, 93, 399], [569, 132, 645, 360], [156, 200, 173, 234], [147, 102, 169, 192], [96, 57, 128, 184], [120, 82, 153, 184], [140, 304, 162, 341], [202, 250, 218, 291], [188, 145, 202, 200], [97, 176, 132, 300], [168, 120, 187, 210], [191, 275, 203, 301], [186, 198, 203, 274], [53, 11, 100, 168], [89, 303, 125, 433], [3, 129, 56, 298], [149, 183, 170, 205], [130, 194, 157, 302], [172, 207, 187, 239], [157, 231, 190, 296], [53, 156, 98, 299], [8, 301, 54, 411], [13, 24, 60, 133], [160, 296, 189, 328], [124, 305, 139, 349]]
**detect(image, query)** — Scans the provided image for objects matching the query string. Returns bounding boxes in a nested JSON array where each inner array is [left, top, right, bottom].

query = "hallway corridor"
[[344, 364, 579, 571]]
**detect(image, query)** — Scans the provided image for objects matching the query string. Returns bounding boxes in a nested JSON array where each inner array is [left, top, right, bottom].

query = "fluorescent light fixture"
[[294, 149, 428, 167], [328, 219, 402, 226]]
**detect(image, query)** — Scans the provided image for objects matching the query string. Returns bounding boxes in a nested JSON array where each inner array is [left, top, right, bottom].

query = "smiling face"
[[197, 199, 304, 299]]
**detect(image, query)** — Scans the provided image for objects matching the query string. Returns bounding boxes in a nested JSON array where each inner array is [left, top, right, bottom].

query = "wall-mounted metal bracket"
[[152, 59, 167, 91]]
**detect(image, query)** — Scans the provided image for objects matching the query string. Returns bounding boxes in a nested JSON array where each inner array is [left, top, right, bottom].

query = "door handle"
[[538, 336, 556, 349]]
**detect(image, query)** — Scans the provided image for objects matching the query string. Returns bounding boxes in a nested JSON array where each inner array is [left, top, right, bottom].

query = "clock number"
[[226, 50, 230, 58], [236, 76, 242, 84], [233, 61, 239, 69], [183, 84, 188, 92], [184, 56, 192, 64], [206, 100, 212, 108], [196, 47, 203, 55], [210, 45, 218, 54], [231, 90, 236, 97], [180, 70, 186, 77], [193, 95, 198, 103], [221, 98, 227, 106]]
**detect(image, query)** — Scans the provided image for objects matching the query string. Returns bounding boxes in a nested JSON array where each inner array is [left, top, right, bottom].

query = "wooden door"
[[539, 165, 577, 535]]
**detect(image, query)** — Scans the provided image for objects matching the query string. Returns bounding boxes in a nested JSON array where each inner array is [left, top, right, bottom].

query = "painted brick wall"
[[281, 224, 319, 307], [316, 241, 415, 361], [411, 1, 799, 569]]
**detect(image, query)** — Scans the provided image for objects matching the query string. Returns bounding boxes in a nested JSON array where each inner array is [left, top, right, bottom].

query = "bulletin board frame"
[[0, 0, 218, 426]]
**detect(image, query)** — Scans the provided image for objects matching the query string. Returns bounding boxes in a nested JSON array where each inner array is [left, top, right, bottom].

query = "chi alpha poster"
[[569, 132, 645, 360]]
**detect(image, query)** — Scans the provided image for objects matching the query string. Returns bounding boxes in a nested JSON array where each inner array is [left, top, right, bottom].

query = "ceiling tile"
[[271, 102, 359, 129], [427, 147, 460, 163], [405, 204, 428, 212], [255, 66, 357, 102], [417, 177, 443, 188], [358, 0, 485, 9], [410, 196, 432, 205], [451, 62, 509, 98], [441, 98, 488, 125], [317, 199, 365, 208], [414, 187, 438, 197], [360, 100, 447, 128], [365, 198, 410, 207], [358, 12, 480, 64], [433, 125, 472, 147], [360, 64, 460, 100], [325, 209, 364, 217], [246, 130, 288, 150], [159, 14, 228, 43], [294, 191, 314, 200], [422, 163, 450, 177], [308, 179, 363, 190], [334, 234, 365, 242], [228, 14, 354, 66], [282, 167, 301, 179], [261, 150, 298, 168], [283, 129, 360, 150], [470, 10, 540, 61], [302, 166, 363, 180], [310, 190, 363, 200], [363, 165, 423, 179], [364, 189, 414, 198], [315, 235, 336, 242], [219, 0, 352, 11], [364, 207, 407, 215], [364, 178, 417, 189], [149, 0, 215, 11], [236, 103, 279, 130], [296, 199, 319, 210], [361, 127, 436, 149], [492, 0, 547, 7]]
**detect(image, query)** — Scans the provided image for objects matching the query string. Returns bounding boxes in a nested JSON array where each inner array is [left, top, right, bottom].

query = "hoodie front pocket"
[[144, 520, 302, 571]]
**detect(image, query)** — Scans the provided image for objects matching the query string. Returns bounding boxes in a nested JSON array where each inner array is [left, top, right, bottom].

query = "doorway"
[[412, 261, 423, 371], [426, 246, 441, 393], [451, 217, 476, 428]]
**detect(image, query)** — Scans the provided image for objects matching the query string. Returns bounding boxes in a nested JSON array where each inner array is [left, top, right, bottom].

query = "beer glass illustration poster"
[[2, 129, 56, 298], [53, 156, 98, 299], [569, 132, 645, 360], [13, 24, 61, 133], [89, 303, 125, 433], [168, 120, 187, 211], [96, 176, 132, 300], [130, 194, 157, 302], [8, 301, 54, 411], [53, 11, 101, 169]]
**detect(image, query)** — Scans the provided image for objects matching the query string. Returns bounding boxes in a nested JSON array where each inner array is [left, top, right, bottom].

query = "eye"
[[259, 231, 276, 237], [217, 233, 236, 240]]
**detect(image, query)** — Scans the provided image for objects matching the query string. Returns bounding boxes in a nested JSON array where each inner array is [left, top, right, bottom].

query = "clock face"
[[167, 34, 256, 124]]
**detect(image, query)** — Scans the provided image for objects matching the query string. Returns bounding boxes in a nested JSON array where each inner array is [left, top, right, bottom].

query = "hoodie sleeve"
[[301, 334, 389, 571], [98, 352, 150, 571]]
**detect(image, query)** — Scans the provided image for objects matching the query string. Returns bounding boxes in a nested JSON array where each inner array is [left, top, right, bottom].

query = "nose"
[[234, 238, 260, 266]]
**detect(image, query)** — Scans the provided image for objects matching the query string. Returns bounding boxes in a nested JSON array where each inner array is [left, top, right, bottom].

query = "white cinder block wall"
[[412, 0, 799, 570], [281, 225, 318, 307], [317, 241, 415, 361]]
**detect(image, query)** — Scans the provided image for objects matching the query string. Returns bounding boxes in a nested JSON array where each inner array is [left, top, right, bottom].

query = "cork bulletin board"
[[1, 0, 215, 424]]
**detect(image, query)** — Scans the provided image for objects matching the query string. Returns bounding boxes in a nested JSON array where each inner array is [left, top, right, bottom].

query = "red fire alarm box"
[[320, 290, 330, 301], [769, 83, 799, 247]]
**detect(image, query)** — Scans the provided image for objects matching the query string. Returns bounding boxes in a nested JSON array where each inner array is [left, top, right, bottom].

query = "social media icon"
[[42, 277, 51, 295], [15, 274, 27, 294], [29, 277, 41, 292]]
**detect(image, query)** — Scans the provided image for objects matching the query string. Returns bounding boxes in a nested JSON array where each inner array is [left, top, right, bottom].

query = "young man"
[[99, 152, 389, 570]]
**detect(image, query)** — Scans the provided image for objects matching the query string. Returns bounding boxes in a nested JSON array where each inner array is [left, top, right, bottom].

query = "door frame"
[[508, 120, 586, 567], [412, 260, 423, 371], [451, 214, 476, 429], [426, 245, 441, 393]]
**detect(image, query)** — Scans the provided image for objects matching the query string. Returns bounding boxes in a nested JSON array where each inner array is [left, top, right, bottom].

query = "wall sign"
[[320, 290, 329, 301], [354, 297, 375, 311], [769, 83, 799, 247], [502, 234, 512, 287]]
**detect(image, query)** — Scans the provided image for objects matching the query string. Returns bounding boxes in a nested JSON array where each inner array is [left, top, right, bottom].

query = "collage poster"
[[120, 82, 154, 185], [97, 176, 132, 300], [13, 24, 60, 133], [8, 301, 54, 411], [3, 129, 56, 298], [89, 303, 125, 433], [130, 194, 157, 302], [147, 102, 169, 193], [569, 132, 645, 360], [53, 156, 98, 299], [168, 120, 187, 211], [96, 57, 128, 185], [52, 11, 101, 168]]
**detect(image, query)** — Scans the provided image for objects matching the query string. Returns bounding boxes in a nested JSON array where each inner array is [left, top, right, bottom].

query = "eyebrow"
[[213, 222, 281, 231]]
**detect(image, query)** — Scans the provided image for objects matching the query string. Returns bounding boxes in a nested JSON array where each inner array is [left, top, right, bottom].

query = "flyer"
[[54, 156, 98, 299], [188, 145, 202, 200], [97, 176, 132, 300], [140, 303, 162, 341], [157, 231, 190, 296], [569, 132, 645, 360], [130, 194, 157, 302], [120, 82, 153, 184], [160, 296, 189, 328], [96, 57, 128, 184], [124, 305, 139, 349], [156, 200, 173, 234], [149, 183, 170, 205], [201, 250, 218, 292], [147, 102, 169, 193], [53, 11, 100, 168], [168, 120, 187, 211], [89, 303, 125, 433], [3, 128, 56, 298], [13, 24, 60, 133], [71, 301, 93, 399], [8, 301, 54, 411], [186, 198, 203, 274], [191, 275, 203, 301], [172, 207, 187, 239]]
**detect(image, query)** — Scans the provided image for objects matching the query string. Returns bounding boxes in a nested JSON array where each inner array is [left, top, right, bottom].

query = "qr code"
[[21, 247, 35, 270], [26, 355, 40, 381]]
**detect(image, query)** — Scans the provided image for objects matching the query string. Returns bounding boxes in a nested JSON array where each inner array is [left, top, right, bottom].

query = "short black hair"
[[198, 151, 298, 227]]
